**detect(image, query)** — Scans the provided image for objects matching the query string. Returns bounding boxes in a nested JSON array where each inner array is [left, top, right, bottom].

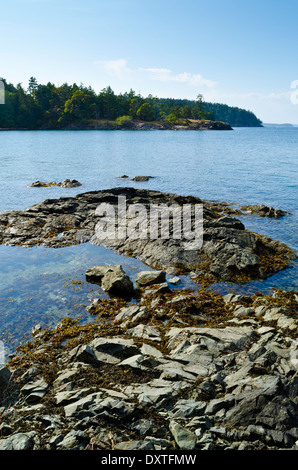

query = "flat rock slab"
[[0, 187, 295, 282]]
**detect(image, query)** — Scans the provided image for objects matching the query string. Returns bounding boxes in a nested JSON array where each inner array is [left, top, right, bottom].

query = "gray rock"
[[86, 265, 134, 297], [57, 430, 88, 449], [115, 305, 147, 326], [209, 426, 227, 437], [0, 367, 12, 393], [53, 369, 78, 389], [85, 265, 111, 283], [119, 354, 159, 370], [169, 421, 197, 450], [115, 439, 155, 450], [142, 282, 171, 296], [64, 392, 103, 418], [205, 395, 235, 415], [172, 399, 206, 418], [59, 179, 82, 188], [140, 343, 163, 358], [55, 388, 91, 406], [126, 324, 161, 341], [101, 265, 134, 297], [136, 270, 166, 286], [20, 378, 48, 404], [68, 344, 97, 363], [168, 276, 182, 285], [0, 432, 35, 450], [89, 337, 140, 359], [143, 436, 173, 450], [131, 176, 154, 182], [234, 306, 255, 318]]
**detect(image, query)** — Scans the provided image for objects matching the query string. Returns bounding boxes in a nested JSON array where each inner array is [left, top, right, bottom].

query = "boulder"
[[131, 176, 154, 181], [0, 432, 35, 450], [101, 265, 134, 296], [169, 421, 197, 450], [85, 265, 111, 283], [136, 270, 166, 287], [86, 265, 134, 297], [59, 179, 82, 188], [88, 337, 141, 360], [28, 181, 49, 187], [20, 378, 48, 404]]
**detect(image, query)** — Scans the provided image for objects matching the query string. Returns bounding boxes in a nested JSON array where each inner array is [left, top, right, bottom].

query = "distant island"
[[263, 123, 297, 128], [0, 77, 263, 130]]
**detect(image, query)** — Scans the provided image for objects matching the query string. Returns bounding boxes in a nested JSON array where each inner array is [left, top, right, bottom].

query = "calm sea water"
[[0, 128, 297, 354]]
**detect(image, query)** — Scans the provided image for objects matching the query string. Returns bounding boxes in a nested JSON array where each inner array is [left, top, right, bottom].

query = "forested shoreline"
[[0, 77, 263, 129]]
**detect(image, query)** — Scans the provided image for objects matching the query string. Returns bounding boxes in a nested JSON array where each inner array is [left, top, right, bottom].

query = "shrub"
[[116, 115, 133, 128]]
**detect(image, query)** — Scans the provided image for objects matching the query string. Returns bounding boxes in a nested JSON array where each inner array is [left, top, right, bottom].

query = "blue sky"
[[1, 0, 298, 123]]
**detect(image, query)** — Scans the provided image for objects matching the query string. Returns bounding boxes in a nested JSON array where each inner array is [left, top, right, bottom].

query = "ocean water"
[[0, 128, 297, 353]]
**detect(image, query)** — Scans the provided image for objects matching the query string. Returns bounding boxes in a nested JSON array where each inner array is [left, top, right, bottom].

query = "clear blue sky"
[[1, 0, 298, 123]]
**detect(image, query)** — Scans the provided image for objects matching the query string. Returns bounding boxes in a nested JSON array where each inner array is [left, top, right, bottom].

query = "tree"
[[129, 95, 144, 119], [28, 77, 38, 96], [166, 105, 183, 124], [194, 94, 206, 120], [0, 78, 263, 129], [98, 86, 118, 120], [136, 102, 155, 121], [63, 89, 96, 121]]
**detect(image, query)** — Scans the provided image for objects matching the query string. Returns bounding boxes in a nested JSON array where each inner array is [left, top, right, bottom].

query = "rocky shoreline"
[[0, 188, 297, 451], [0, 119, 233, 132], [0, 187, 295, 283], [63, 120, 233, 132], [0, 282, 297, 450]]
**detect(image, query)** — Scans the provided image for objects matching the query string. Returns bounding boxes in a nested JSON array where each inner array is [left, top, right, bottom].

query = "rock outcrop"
[[28, 179, 82, 188], [240, 204, 290, 219], [0, 188, 295, 283]]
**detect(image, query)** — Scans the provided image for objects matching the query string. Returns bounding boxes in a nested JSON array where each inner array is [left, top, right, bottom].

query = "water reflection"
[[0, 232, 296, 356]]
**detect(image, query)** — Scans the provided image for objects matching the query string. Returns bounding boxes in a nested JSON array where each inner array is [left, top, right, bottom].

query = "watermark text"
[[290, 80, 298, 105], [94, 196, 203, 250], [0, 80, 5, 104]]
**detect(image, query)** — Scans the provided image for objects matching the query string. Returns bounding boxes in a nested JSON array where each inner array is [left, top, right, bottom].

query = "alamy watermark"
[[290, 80, 298, 105], [94, 196, 204, 250], [0, 340, 5, 365], [0, 80, 5, 105]]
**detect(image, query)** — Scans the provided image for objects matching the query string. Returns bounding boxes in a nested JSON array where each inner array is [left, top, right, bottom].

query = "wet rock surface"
[[0, 288, 297, 450], [0, 187, 295, 283], [240, 204, 290, 219], [28, 179, 82, 188]]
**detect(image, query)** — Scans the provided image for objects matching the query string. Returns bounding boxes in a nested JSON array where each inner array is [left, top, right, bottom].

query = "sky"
[[1, 0, 298, 124]]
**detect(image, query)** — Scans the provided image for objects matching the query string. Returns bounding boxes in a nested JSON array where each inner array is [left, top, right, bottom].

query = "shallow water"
[[0, 128, 297, 353]]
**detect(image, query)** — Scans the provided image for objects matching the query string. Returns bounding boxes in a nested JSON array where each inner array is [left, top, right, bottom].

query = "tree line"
[[0, 77, 262, 129]]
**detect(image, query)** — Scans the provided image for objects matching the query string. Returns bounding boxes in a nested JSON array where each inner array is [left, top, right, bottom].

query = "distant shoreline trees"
[[0, 77, 263, 129]]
